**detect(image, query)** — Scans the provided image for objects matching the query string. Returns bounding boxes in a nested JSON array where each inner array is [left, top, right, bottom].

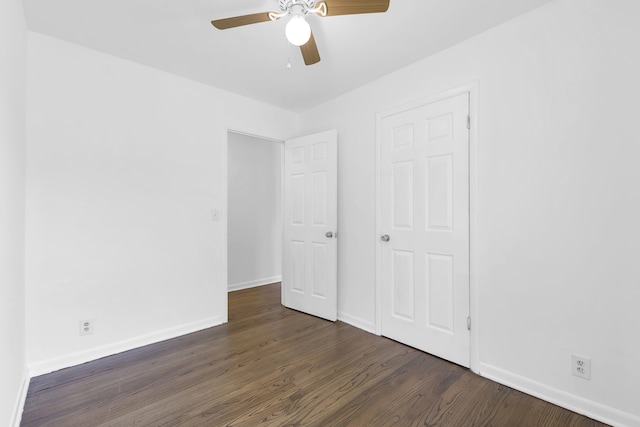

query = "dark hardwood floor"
[[21, 283, 607, 426]]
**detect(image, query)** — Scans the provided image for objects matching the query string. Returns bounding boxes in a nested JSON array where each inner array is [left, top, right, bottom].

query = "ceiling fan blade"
[[211, 12, 274, 30], [300, 32, 321, 66], [321, 0, 390, 16]]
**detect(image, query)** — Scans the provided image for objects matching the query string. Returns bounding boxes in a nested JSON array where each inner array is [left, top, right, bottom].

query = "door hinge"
[[467, 316, 471, 331], [466, 115, 471, 130]]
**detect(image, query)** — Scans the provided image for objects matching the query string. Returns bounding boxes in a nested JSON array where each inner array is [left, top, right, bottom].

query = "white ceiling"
[[23, 0, 554, 112]]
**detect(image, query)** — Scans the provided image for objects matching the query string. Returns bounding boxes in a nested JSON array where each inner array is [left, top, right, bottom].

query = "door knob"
[[380, 234, 390, 242], [326, 231, 334, 238]]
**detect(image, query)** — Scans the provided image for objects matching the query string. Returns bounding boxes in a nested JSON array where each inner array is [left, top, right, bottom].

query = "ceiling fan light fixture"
[[285, 15, 311, 46]]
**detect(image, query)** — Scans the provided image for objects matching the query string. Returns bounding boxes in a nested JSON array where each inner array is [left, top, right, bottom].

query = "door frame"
[[225, 126, 285, 321], [374, 82, 480, 373]]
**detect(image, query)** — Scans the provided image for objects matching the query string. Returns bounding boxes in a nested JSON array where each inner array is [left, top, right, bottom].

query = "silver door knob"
[[380, 234, 390, 242], [326, 231, 333, 238]]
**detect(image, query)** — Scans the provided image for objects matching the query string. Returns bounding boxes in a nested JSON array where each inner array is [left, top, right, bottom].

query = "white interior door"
[[283, 130, 338, 321], [379, 93, 470, 367]]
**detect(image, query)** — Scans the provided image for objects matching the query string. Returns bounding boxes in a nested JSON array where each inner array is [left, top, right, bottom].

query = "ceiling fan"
[[211, 0, 390, 66]]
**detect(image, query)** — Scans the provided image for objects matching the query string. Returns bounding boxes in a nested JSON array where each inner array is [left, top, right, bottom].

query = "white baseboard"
[[11, 369, 30, 427], [28, 315, 224, 377], [228, 276, 281, 292], [338, 311, 376, 334], [479, 363, 640, 427]]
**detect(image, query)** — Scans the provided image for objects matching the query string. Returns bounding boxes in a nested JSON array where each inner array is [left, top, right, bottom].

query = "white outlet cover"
[[79, 319, 93, 336], [571, 354, 591, 380]]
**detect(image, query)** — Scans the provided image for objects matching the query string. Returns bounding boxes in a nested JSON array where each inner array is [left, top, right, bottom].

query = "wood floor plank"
[[21, 283, 609, 427], [222, 339, 418, 426], [102, 323, 367, 426]]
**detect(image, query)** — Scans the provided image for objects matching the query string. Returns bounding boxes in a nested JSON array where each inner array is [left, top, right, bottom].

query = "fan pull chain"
[[286, 40, 292, 70]]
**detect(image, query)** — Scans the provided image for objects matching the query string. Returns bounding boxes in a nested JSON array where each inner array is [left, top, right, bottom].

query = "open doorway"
[[227, 131, 283, 291]]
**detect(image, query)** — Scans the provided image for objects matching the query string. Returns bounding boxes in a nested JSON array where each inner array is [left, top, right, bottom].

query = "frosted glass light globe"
[[285, 15, 311, 46]]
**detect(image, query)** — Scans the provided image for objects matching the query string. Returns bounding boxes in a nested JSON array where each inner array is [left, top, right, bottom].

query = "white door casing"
[[282, 130, 338, 321], [378, 92, 471, 367]]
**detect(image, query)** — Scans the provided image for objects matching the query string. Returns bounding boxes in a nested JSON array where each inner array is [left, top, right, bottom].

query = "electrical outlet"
[[79, 319, 93, 336], [572, 354, 591, 380]]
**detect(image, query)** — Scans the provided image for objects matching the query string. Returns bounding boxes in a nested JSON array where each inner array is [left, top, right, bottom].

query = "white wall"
[[298, 0, 640, 425], [227, 132, 282, 291], [25, 32, 298, 374], [0, 0, 27, 425]]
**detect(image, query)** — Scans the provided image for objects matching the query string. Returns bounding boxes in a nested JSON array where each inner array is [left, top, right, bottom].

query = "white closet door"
[[379, 93, 470, 367]]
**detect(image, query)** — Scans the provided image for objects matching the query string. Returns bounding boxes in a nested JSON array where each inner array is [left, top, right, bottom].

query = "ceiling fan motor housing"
[[279, 0, 316, 13]]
